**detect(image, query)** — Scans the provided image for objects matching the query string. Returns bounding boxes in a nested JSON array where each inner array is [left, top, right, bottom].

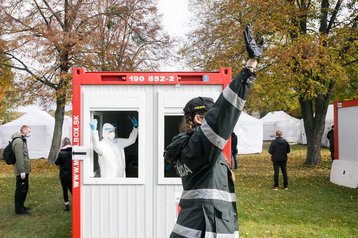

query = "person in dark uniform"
[[231, 132, 238, 169], [269, 130, 290, 190], [326, 125, 334, 160], [55, 137, 72, 211], [164, 24, 264, 238]]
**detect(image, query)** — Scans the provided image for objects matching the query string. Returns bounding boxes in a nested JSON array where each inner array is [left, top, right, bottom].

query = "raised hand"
[[244, 24, 264, 60], [89, 119, 98, 131]]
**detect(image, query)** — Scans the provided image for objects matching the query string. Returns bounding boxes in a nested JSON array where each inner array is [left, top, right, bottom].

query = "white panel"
[[155, 185, 182, 238], [79, 84, 224, 238], [338, 106, 358, 161], [330, 160, 358, 188], [81, 85, 150, 238]]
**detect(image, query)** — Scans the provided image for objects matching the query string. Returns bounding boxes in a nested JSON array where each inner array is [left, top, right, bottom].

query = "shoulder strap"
[[12, 137, 22, 143]]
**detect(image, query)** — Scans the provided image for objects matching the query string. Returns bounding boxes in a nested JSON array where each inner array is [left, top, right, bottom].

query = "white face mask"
[[108, 132, 115, 140], [25, 133, 31, 138]]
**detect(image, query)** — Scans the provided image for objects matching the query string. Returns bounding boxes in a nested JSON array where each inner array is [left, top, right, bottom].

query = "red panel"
[[72, 69, 82, 238], [72, 67, 232, 86]]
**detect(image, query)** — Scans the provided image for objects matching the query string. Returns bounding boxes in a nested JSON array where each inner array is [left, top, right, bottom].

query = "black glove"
[[244, 24, 264, 60]]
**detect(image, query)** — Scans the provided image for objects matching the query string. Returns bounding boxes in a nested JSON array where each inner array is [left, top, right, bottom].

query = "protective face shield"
[[102, 123, 116, 140]]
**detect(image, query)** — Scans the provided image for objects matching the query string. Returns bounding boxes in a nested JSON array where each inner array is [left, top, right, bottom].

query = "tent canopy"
[[260, 111, 302, 143], [234, 112, 263, 154], [0, 109, 71, 159], [321, 104, 334, 147]]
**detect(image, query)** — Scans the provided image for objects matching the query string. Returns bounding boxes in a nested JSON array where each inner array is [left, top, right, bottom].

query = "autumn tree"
[[78, 1, 173, 71], [0, 25, 18, 124], [0, 0, 172, 162], [182, 0, 357, 165]]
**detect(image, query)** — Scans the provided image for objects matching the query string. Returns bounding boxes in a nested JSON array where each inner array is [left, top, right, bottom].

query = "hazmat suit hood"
[[102, 123, 116, 139]]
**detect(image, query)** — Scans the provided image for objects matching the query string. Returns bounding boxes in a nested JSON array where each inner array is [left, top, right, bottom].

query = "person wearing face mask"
[[11, 125, 32, 215], [89, 117, 138, 178], [164, 24, 264, 237]]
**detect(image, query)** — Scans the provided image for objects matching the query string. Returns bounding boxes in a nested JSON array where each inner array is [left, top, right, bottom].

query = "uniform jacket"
[[165, 68, 256, 238], [55, 145, 73, 180], [268, 137, 290, 162], [11, 132, 31, 176], [91, 128, 138, 178]]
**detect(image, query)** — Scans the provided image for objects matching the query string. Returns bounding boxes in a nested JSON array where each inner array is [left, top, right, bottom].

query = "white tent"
[[260, 111, 302, 143], [0, 109, 71, 159], [299, 104, 334, 146], [321, 104, 334, 147], [234, 112, 263, 154]]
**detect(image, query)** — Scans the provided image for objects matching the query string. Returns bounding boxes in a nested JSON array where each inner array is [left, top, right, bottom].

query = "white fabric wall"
[[234, 112, 263, 154], [260, 111, 302, 143], [0, 109, 72, 158], [299, 104, 334, 146]]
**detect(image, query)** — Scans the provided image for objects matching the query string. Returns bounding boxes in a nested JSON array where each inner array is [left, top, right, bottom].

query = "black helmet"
[[183, 97, 214, 114]]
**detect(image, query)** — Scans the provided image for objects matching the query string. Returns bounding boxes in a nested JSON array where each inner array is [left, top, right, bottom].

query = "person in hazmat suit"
[[89, 117, 138, 178], [164, 24, 264, 238]]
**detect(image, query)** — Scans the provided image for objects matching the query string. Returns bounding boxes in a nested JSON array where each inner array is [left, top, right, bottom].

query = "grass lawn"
[[0, 159, 72, 238], [235, 144, 358, 238], [0, 144, 357, 238]]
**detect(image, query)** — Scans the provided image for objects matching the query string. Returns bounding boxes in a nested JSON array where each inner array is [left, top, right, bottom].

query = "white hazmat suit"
[[90, 122, 138, 178]]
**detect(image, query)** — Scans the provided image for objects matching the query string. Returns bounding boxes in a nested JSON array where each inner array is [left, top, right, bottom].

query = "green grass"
[[1, 145, 357, 238], [0, 159, 72, 238], [235, 144, 358, 238]]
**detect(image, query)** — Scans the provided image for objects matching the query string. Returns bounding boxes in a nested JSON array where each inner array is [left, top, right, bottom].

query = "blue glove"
[[89, 119, 98, 131], [128, 116, 138, 128]]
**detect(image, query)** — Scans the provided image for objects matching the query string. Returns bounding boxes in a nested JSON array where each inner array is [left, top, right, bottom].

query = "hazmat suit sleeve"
[[91, 130, 104, 155], [114, 127, 138, 148]]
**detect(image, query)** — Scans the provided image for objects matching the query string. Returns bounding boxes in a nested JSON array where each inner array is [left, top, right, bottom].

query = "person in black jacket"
[[55, 137, 72, 211], [326, 125, 334, 160], [164, 24, 264, 238], [269, 130, 290, 190], [231, 132, 238, 169]]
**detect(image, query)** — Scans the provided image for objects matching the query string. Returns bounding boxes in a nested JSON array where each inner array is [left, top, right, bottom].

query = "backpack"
[[3, 137, 21, 165]]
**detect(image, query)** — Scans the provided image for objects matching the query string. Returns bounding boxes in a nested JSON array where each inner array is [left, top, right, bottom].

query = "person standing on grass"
[[231, 132, 238, 169], [164, 24, 264, 238], [55, 137, 72, 211], [269, 130, 290, 190], [326, 125, 334, 160], [12, 125, 32, 215]]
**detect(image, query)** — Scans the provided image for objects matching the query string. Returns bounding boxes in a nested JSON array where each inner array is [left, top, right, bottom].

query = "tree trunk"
[[47, 93, 65, 163], [300, 90, 333, 165]]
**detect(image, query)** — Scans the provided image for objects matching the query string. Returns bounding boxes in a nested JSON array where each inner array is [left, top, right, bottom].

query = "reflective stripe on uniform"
[[201, 120, 227, 150], [172, 223, 202, 238], [223, 86, 246, 111], [205, 231, 240, 238], [181, 189, 236, 203], [173, 224, 239, 238]]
